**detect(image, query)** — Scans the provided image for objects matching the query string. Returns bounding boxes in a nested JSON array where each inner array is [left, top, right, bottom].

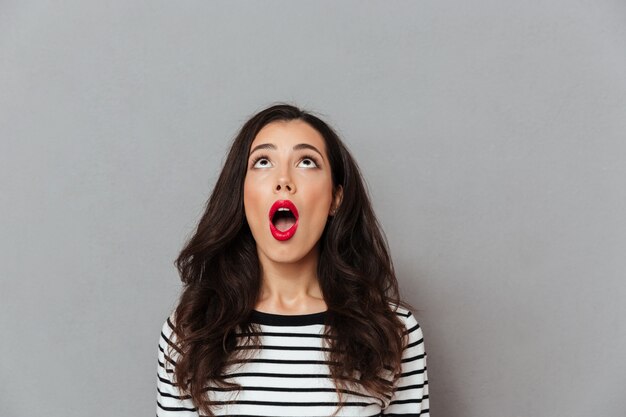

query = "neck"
[[255, 245, 327, 314]]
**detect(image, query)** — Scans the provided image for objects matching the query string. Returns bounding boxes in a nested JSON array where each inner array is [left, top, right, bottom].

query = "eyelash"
[[250, 153, 320, 169]]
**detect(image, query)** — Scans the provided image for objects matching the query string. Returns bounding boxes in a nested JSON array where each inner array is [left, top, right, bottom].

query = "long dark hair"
[[169, 103, 416, 416]]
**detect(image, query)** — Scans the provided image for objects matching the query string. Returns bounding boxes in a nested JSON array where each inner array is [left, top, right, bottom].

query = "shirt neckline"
[[250, 309, 327, 326]]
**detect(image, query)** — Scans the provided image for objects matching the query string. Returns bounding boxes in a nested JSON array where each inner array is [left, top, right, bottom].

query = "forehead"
[[251, 120, 327, 154]]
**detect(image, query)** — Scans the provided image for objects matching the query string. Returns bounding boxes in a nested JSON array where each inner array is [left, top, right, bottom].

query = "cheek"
[[303, 181, 334, 221], [243, 180, 261, 220]]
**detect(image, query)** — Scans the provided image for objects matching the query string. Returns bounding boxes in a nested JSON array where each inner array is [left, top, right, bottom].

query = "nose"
[[274, 172, 296, 194]]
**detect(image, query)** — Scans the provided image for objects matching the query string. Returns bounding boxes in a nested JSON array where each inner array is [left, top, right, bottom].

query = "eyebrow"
[[248, 143, 324, 160]]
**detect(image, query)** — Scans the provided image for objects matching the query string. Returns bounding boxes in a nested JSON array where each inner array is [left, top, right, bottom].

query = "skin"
[[243, 120, 343, 315]]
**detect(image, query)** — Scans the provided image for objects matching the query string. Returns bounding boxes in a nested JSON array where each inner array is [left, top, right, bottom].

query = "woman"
[[157, 104, 430, 416]]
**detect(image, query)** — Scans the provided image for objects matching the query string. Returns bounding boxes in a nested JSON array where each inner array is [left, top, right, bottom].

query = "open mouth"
[[268, 200, 299, 240], [272, 208, 297, 231]]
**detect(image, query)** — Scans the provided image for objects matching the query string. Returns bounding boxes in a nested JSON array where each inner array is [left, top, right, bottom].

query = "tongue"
[[274, 217, 296, 232]]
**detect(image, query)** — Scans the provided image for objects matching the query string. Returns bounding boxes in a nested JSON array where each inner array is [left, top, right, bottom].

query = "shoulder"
[[388, 302, 424, 344], [388, 302, 419, 326], [158, 312, 183, 362], [159, 312, 177, 340]]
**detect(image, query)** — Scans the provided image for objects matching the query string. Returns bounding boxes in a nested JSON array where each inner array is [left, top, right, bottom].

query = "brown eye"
[[252, 156, 271, 168], [298, 157, 318, 169]]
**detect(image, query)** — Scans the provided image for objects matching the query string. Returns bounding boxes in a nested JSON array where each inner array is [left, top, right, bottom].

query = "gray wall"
[[1, 1, 625, 416]]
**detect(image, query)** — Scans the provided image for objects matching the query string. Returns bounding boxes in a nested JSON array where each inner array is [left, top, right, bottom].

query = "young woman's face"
[[243, 120, 342, 266]]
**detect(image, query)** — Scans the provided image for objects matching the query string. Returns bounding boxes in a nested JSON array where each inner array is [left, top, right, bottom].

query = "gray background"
[[1, 1, 625, 416]]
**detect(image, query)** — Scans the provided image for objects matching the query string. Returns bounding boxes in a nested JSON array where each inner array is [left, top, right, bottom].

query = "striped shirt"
[[157, 306, 430, 416]]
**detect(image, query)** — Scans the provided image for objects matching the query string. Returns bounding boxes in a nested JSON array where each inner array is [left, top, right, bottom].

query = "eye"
[[297, 155, 320, 169], [251, 155, 272, 169]]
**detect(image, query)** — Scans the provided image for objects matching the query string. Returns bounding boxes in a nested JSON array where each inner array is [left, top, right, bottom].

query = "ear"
[[330, 185, 343, 216]]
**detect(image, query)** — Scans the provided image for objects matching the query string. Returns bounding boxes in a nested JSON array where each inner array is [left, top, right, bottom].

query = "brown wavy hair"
[[169, 103, 416, 416]]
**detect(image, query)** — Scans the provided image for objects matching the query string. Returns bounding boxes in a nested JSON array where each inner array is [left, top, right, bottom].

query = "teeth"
[[277, 208, 290, 212]]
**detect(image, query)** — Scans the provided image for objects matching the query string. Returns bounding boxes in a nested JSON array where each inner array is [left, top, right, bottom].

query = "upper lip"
[[269, 200, 299, 221]]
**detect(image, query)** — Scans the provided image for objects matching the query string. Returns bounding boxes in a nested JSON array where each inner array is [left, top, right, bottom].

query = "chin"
[[259, 240, 317, 265], [262, 251, 304, 265], [270, 255, 303, 264]]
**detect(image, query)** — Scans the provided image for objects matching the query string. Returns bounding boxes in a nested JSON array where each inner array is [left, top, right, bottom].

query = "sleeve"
[[156, 316, 200, 417], [382, 311, 430, 416]]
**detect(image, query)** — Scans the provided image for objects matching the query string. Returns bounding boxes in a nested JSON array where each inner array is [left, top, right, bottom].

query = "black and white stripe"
[[156, 305, 429, 416]]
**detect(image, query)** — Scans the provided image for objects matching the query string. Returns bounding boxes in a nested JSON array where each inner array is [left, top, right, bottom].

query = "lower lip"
[[269, 219, 298, 241]]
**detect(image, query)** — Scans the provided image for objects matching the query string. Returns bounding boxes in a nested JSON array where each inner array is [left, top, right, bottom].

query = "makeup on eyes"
[[249, 153, 321, 169]]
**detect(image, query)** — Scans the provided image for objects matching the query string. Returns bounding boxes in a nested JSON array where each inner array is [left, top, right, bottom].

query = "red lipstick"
[[268, 200, 299, 241]]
